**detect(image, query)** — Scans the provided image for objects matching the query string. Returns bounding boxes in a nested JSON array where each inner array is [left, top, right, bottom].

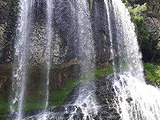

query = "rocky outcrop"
[[92, 0, 112, 64], [0, 0, 12, 62], [127, 0, 146, 5]]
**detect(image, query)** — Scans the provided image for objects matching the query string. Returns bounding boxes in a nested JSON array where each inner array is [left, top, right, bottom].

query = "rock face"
[[22, 76, 120, 120], [0, 0, 111, 64], [0, 0, 17, 92], [0, 0, 112, 94], [143, 0, 160, 61], [0, 0, 17, 62], [147, 0, 160, 18]]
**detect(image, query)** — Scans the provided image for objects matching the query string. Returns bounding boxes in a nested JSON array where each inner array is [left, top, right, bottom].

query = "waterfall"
[[112, 0, 144, 80], [11, 0, 35, 120], [38, 0, 54, 119], [45, 0, 54, 109], [7, 0, 160, 120], [65, 0, 98, 119], [105, 0, 160, 119], [104, 0, 117, 76], [77, 0, 95, 76]]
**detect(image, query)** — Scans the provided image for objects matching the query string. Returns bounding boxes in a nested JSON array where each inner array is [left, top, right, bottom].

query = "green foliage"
[[144, 63, 160, 82], [122, 0, 127, 3], [13, 1, 18, 13], [128, 3, 147, 27], [127, 2, 160, 62], [127, 3, 149, 44]]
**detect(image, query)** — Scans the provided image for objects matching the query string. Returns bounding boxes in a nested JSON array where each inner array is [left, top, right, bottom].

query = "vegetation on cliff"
[[125, 0, 160, 62], [124, 0, 160, 82]]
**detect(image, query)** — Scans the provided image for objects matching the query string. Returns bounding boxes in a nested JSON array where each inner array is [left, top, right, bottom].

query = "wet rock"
[[0, 0, 112, 94], [0, 64, 12, 93], [126, 97, 133, 103], [22, 75, 120, 120], [0, 0, 17, 62]]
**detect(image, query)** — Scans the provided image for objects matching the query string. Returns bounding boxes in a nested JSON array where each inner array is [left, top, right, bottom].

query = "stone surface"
[[144, 0, 160, 61], [0, 0, 112, 94]]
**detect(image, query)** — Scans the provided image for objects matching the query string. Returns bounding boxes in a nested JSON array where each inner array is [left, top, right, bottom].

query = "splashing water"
[[114, 72, 160, 120], [106, 0, 160, 119], [11, 0, 35, 120], [69, 82, 99, 120]]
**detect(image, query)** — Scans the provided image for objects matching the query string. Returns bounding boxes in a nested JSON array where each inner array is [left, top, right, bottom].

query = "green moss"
[[0, 95, 8, 118], [23, 95, 45, 111], [89, 0, 93, 11], [48, 66, 113, 107], [49, 78, 80, 107], [144, 63, 160, 82], [95, 66, 113, 78]]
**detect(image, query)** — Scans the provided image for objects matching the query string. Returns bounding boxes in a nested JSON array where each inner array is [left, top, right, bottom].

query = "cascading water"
[[105, 0, 160, 119], [20, 0, 98, 119], [38, 0, 54, 119], [77, 0, 95, 76], [11, 0, 35, 120], [68, 0, 98, 119], [45, 0, 54, 110], [104, 0, 116, 76], [112, 0, 144, 80], [7, 0, 160, 120]]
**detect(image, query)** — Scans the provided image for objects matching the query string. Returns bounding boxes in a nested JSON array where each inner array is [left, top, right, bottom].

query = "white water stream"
[[108, 0, 160, 119], [38, 0, 54, 120], [69, 0, 98, 119], [45, 0, 54, 109], [11, 0, 35, 120]]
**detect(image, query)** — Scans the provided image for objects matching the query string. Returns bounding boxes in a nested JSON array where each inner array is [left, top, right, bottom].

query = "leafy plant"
[[144, 63, 160, 82]]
